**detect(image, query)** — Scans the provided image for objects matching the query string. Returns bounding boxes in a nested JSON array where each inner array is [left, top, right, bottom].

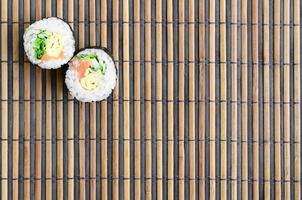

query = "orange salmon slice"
[[72, 60, 91, 79], [41, 51, 64, 61]]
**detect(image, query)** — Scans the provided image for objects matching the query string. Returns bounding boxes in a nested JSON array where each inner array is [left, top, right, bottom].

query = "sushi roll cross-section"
[[23, 17, 75, 69], [65, 48, 117, 102]]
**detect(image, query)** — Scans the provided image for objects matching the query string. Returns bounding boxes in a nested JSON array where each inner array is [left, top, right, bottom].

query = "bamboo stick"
[[56, 72, 64, 200], [156, 0, 163, 199], [12, 0, 19, 199], [34, 1, 42, 199], [79, 0, 86, 199], [112, 0, 119, 199], [178, 0, 185, 198], [273, 0, 281, 199], [67, 0, 74, 199], [23, 1, 30, 199], [79, 102, 86, 200], [89, 0, 96, 46], [293, 0, 300, 199], [283, 0, 291, 199], [101, 0, 108, 198], [167, 0, 174, 198], [220, 0, 227, 198], [231, 0, 238, 198], [89, 103, 96, 200], [231, 3, 238, 199], [133, 0, 141, 199], [1, 0, 8, 199], [263, 0, 270, 199], [123, 0, 130, 199], [252, 0, 259, 198], [89, 1, 96, 200], [188, 0, 195, 198], [45, 3, 52, 200], [56, 2, 64, 199], [145, 0, 152, 199], [198, 0, 206, 199], [241, 0, 248, 199], [209, 0, 216, 198], [45, 73, 52, 200], [45, 0, 51, 16]]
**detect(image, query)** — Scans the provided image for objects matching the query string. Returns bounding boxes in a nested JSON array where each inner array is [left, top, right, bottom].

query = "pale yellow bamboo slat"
[[12, 0, 19, 199], [178, 0, 185, 198], [79, 102, 86, 200], [89, 101, 96, 200], [23, 64, 31, 200], [23, 1, 30, 199], [67, 0, 74, 199], [123, 0, 130, 199], [252, 0, 259, 198], [219, 0, 227, 198], [144, 0, 152, 199], [209, 0, 216, 198], [294, 0, 300, 199], [44, 3, 52, 200], [198, 0, 206, 199], [56, 2, 64, 200], [156, 0, 163, 199], [133, 0, 141, 199], [100, 0, 108, 199], [34, 1, 42, 199], [89, 0, 97, 200], [241, 0, 248, 199], [263, 0, 270, 199], [89, 1, 96, 200], [79, 0, 86, 199], [231, 0, 238, 199], [273, 0, 281, 199], [45, 73, 52, 200], [188, 0, 195, 199], [284, 0, 291, 199], [167, 0, 174, 198], [112, 0, 119, 199], [0, 10, 8, 195], [56, 72, 64, 200], [89, 0, 96, 45]]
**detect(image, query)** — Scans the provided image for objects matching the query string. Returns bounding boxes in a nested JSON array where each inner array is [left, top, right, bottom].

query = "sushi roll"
[[23, 17, 75, 69], [65, 48, 117, 102]]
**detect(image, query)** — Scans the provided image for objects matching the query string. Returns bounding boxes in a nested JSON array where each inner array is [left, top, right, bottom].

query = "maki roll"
[[65, 48, 117, 102], [23, 17, 75, 69]]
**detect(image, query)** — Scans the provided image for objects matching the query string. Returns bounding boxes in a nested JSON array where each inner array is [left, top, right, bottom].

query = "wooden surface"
[[0, 0, 301, 199]]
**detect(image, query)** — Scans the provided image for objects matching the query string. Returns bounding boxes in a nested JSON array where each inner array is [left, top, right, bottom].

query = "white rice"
[[65, 48, 117, 102], [23, 17, 75, 69]]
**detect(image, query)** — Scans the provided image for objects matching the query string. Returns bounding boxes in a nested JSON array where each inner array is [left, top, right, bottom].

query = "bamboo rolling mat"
[[0, 0, 301, 199]]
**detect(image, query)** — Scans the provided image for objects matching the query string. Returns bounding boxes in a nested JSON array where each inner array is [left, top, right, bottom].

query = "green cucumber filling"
[[33, 30, 50, 59], [33, 30, 63, 60]]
